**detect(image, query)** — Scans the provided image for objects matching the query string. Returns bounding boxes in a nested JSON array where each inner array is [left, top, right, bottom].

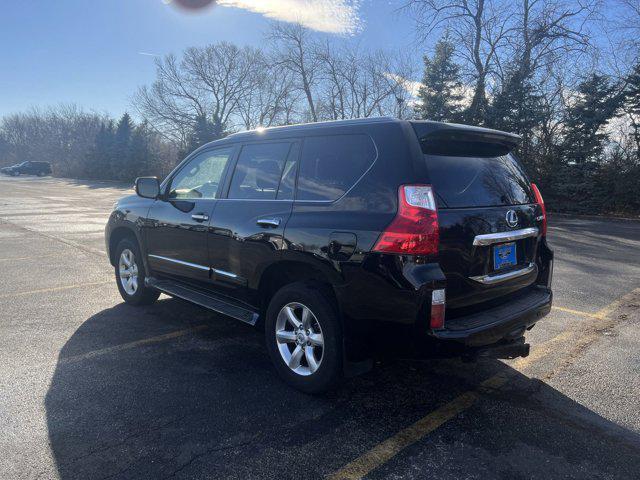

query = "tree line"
[[1, 1, 640, 215], [0, 107, 177, 181], [408, 0, 640, 215]]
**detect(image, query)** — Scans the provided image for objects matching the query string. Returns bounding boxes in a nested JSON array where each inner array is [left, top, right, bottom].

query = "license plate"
[[494, 242, 517, 270]]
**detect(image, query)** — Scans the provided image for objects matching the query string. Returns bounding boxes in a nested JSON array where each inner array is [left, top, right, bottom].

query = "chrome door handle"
[[191, 213, 209, 222], [257, 217, 281, 228]]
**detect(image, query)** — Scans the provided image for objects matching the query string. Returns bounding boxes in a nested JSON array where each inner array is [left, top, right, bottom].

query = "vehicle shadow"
[[45, 300, 640, 480]]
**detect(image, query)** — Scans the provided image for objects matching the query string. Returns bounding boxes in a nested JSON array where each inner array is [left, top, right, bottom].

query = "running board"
[[146, 277, 259, 326]]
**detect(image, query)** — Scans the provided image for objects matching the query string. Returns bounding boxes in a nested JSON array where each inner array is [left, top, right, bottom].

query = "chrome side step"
[[146, 277, 259, 326]]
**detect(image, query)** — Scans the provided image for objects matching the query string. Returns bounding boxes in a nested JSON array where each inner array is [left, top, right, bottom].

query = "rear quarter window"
[[296, 134, 376, 201], [426, 153, 535, 208]]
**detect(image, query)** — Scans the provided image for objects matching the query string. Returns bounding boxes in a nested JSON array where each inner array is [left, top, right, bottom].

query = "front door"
[[207, 141, 299, 305], [145, 146, 235, 283]]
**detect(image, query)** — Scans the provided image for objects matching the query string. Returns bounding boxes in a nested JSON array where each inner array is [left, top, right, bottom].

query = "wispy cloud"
[[138, 51, 161, 57], [386, 73, 422, 99], [217, 0, 363, 35]]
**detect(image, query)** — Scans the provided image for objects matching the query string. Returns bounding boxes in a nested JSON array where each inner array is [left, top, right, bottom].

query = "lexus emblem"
[[506, 210, 518, 228]]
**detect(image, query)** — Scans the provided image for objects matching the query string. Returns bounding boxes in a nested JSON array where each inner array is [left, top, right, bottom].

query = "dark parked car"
[[105, 117, 553, 393], [1, 161, 52, 176]]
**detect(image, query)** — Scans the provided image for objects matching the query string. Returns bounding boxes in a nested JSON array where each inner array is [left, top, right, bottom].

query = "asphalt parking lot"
[[1, 175, 639, 480]]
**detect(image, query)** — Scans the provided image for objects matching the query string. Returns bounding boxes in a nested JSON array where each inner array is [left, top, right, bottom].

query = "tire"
[[37, 171, 46, 177], [114, 238, 160, 306], [265, 283, 343, 394]]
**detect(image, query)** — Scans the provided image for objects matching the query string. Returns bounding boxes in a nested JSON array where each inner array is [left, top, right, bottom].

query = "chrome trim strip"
[[473, 227, 538, 246], [148, 255, 240, 280], [148, 254, 209, 272], [212, 268, 238, 279], [470, 263, 537, 285]]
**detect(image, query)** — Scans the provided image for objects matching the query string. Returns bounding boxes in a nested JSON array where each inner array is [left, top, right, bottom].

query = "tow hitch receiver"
[[464, 337, 530, 361]]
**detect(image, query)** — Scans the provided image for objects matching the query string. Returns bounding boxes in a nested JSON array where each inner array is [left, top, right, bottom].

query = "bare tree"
[[403, 0, 515, 123], [236, 52, 298, 129], [269, 22, 322, 122], [315, 42, 417, 120], [133, 42, 260, 149], [509, 0, 596, 81], [133, 54, 206, 148], [0, 105, 115, 176], [615, 0, 640, 61]]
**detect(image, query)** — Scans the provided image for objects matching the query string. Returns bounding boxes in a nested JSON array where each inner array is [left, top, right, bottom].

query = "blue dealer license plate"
[[494, 242, 517, 270]]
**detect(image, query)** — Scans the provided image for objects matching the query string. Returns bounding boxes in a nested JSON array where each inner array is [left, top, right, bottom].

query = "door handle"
[[191, 213, 209, 222], [257, 217, 281, 228]]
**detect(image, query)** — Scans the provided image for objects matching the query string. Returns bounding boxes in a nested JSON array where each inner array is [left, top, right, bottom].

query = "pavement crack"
[[161, 435, 260, 479], [65, 414, 190, 465]]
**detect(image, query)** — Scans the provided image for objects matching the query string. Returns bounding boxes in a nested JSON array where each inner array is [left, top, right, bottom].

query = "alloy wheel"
[[118, 248, 139, 295], [275, 302, 324, 376]]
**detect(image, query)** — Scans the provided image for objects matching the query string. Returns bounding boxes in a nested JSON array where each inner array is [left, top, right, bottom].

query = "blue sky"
[[0, 0, 416, 118]]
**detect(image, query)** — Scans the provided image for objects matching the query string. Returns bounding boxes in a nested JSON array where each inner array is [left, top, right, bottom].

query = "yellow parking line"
[[329, 288, 640, 480], [594, 287, 640, 319], [0, 280, 111, 299], [58, 325, 208, 365], [328, 372, 508, 480], [328, 331, 572, 480], [552, 306, 602, 319], [552, 288, 640, 321], [329, 391, 481, 480]]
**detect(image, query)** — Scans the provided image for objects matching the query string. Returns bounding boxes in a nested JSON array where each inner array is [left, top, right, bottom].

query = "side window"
[[169, 147, 233, 200], [228, 142, 292, 200], [297, 134, 376, 201]]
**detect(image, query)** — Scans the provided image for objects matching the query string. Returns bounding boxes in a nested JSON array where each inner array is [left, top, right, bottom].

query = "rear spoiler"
[[410, 121, 521, 157]]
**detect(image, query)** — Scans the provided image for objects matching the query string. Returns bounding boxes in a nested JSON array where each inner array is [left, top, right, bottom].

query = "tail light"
[[531, 183, 547, 236], [430, 288, 446, 329], [373, 185, 439, 255]]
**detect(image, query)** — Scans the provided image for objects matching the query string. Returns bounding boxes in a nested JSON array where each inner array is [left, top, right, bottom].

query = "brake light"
[[430, 289, 446, 329], [531, 183, 547, 236], [373, 185, 439, 255]]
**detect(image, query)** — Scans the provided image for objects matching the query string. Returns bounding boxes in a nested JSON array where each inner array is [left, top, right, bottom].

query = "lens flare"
[[168, 0, 217, 11]]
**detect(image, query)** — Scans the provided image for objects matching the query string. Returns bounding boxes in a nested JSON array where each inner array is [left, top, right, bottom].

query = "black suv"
[[105, 118, 553, 393], [1, 161, 52, 176]]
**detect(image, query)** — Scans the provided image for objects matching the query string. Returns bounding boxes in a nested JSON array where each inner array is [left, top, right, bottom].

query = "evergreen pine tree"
[[624, 62, 640, 156], [563, 74, 620, 165], [113, 113, 134, 180], [191, 115, 225, 151], [414, 38, 463, 122], [86, 120, 115, 179], [487, 69, 544, 172], [488, 71, 543, 135], [130, 123, 151, 179], [556, 74, 622, 212]]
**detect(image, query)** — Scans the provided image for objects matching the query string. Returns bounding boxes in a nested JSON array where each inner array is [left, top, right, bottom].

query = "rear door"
[[206, 140, 298, 305], [415, 128, 543, 310]]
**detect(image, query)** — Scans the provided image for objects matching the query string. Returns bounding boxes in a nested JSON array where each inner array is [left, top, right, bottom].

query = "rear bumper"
[[432, 286, 552, 347]]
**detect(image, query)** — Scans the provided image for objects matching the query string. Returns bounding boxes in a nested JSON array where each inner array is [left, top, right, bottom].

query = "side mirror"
[[135, 177, 160, 199]]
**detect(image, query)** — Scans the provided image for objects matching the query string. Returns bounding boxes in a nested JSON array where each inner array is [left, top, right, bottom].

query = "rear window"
[[297, 134, 376, 201], [425, 153, 535, 208]]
